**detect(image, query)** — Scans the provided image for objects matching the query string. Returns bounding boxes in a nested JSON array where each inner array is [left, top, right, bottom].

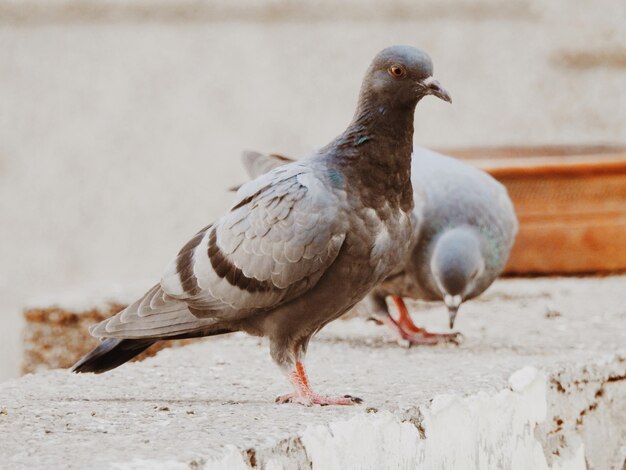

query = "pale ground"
[[0, 277, 625, 469], [1, 0, 626, 381]]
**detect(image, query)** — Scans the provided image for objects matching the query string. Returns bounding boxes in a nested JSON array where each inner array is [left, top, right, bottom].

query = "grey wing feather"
[[90, 284, 217, 338], [92, 161, 346, 339], [241, 151, 295, 179], [412, 146, 517, 229]]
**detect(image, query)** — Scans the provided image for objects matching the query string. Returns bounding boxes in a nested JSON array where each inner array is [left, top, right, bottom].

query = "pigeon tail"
[[71, 338, 157, 374], [72, 328, 236, 374]]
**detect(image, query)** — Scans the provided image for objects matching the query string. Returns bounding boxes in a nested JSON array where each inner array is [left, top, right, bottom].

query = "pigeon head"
[[430, 227, 485, 328], [360, 45, 451, 109]]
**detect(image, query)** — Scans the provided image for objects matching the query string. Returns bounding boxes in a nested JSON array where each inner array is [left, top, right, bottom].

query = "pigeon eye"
[[388, 65, 407, 78]]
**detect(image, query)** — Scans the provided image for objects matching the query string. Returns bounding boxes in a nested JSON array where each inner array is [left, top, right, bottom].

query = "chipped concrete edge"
[[115, 354, 626, 470]]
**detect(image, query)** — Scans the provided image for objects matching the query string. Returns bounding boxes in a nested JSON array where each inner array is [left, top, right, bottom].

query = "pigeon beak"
[[420, 76, 452, 103], [444, 294, 462, 329], [447, 306, 459, 329]]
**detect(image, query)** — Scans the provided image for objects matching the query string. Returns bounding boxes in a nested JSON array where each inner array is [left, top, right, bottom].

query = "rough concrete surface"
[[1, 277, 625, 469]]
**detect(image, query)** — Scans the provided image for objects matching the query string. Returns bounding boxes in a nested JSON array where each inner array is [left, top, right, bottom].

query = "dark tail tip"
[[71, 338, 156, 374]]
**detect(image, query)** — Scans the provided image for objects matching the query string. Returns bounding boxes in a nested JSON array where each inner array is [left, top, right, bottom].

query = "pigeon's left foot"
[[385, 296, 462, 346], [276, 361, 363, 406], [275, 392, 362, 406]]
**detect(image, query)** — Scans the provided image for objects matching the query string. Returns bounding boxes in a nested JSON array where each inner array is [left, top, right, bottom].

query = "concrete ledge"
[[1, 277, 625, 469]]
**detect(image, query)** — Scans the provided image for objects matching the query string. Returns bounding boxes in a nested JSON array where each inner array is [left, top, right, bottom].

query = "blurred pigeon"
[[72, 45, 452, 405], [239, 147, 518, 345]]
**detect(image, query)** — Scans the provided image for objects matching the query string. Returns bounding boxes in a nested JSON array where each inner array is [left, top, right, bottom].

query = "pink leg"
[[385, 296, 461, 346], [275, 361, 362, 406]]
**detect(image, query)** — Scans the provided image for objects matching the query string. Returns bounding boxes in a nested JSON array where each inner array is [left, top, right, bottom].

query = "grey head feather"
[[430, 226, 484, 298], [355, 46, 451, 113], [430, 226, 485, 328]]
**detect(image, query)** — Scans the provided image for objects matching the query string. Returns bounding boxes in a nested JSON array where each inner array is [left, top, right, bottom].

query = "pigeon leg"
[[374, 311, 416, 347], [276, 359, 362, 406], [389, 296, 461, 345]]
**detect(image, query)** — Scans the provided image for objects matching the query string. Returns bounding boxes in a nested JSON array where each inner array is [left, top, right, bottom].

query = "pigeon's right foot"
[[382, 296, 462, 347], [404, 330, 462, 346], [275, 392, 362, 406], [276, 361, 363, 406]]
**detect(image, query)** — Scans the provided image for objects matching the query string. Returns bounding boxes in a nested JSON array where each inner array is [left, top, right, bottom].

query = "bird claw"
[[275, 393, 363, 406], [384, 296, 464, 348], [341, 394, 364, 405], [275, 393, 310, 406], [402, 331, 463, 347], [449, 331, 464, 345]]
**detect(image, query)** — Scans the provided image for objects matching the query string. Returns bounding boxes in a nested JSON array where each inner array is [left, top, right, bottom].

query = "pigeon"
[[72, 45, 452, 405], [238, 147, 518, 345]]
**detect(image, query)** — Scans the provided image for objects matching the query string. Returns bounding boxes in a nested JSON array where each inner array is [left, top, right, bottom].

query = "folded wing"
[[92, 162, 347, 339]]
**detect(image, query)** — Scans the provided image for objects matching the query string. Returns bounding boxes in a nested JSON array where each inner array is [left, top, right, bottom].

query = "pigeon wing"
[[92, 161, 347, 339], [163, 162, 347, 314], [241, 151, 295, 179]]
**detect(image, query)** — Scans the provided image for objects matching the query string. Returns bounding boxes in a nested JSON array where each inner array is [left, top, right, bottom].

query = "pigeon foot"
[[277, 361, 363, 406], [403, 330, 463, 346], [275, 392, 362, 406], [382, 295, 462, 347]]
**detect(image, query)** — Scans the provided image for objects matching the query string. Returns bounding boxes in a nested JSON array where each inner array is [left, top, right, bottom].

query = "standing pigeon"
[[72, 45, 452, 405], [239, 147, 518, 345]]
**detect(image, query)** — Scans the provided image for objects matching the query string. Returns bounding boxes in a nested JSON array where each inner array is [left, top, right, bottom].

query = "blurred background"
[[1, 0, 625, 382]]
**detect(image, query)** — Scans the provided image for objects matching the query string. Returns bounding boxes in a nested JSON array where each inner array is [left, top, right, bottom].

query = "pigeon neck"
[[334, 92, 416, 212], [348, 89, 418, 156]]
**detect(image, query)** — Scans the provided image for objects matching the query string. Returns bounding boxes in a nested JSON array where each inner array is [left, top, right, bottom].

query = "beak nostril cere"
[[420, 77, 452, 103]]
